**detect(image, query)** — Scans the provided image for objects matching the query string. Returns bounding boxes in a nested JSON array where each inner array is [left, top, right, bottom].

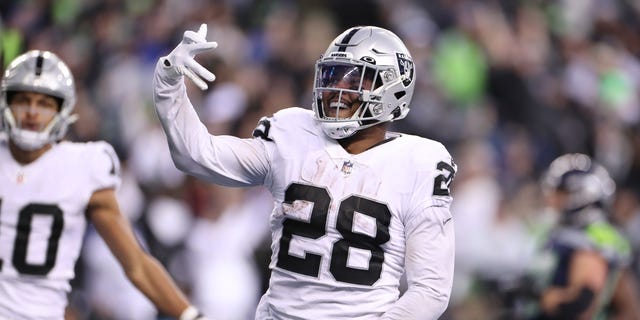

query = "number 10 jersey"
[[0, 139, 120, 320]]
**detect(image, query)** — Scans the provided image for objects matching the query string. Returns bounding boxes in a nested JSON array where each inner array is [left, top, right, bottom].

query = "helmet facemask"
[[2, 103, 76, 151], [313, 61, 387, 137]]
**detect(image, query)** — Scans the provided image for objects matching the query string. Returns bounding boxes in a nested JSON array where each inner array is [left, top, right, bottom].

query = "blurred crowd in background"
[[3, 0, 640, 319]]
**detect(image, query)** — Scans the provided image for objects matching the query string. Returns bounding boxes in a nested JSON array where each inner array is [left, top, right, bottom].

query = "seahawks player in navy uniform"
[[535, 153, 637, 320]]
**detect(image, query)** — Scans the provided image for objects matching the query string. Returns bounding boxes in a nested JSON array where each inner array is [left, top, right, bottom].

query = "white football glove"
[[179, 305, 212, 320], [161, 23, 218, 90]]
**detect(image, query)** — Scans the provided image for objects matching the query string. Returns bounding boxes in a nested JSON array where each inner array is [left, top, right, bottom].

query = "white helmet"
[[1, 50, 77, 150], [542, 153, 616, 212], [312, 26, 415, 139]]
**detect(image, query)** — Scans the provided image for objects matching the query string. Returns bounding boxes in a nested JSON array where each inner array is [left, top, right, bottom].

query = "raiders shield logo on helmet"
[[396, 52, 414, 87]]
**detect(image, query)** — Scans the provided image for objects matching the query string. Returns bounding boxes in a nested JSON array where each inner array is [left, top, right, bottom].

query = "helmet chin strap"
[[321, 121, 359, 139], [3, 108, 78, 151], [319, 103, 390, 140], [10, 128, 52, 151]]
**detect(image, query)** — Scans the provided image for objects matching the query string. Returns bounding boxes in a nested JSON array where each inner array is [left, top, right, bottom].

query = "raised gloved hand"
[[161, 23, 218, 90]]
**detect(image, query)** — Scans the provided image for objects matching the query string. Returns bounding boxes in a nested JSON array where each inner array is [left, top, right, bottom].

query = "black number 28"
[[0, 199, 64, 275], [433, 161, 456, 196], [276, 183, 391, 286]]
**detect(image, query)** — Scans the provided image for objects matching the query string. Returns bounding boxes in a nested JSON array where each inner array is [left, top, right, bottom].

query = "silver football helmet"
[[312, 26, 415, 139], [1, 50, 77, 150], [542, 153, 616, 212]]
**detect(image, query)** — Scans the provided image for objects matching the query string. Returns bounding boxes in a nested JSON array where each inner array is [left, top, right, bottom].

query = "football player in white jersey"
[[154, 24, 457, 319], [0, 50, 208, 320]]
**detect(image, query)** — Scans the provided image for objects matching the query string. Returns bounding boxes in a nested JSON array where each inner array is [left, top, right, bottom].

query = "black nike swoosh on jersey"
[[443, 217, 452, 225]]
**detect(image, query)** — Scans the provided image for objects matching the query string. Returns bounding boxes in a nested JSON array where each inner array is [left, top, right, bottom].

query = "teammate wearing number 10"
[[155, 24, 457, 319], [0, 51, 208, 320]]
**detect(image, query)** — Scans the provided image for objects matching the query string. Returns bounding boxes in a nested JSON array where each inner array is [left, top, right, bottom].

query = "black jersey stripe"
[[336, 27, 361, 52]]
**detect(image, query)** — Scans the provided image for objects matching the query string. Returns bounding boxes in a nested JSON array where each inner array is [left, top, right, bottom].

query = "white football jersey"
[[155, 70, 455, 319], [252, 108, 455, 319], [0, 139, 120, 320]]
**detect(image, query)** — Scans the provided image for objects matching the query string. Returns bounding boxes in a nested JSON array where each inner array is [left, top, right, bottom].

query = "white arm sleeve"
[[381, 205, 455, 320], [153, 59, 270, 187]]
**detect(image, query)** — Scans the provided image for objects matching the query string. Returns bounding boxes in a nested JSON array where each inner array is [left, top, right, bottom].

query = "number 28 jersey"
[[0, 139, 120, 320], [248, 108, 456, 319]]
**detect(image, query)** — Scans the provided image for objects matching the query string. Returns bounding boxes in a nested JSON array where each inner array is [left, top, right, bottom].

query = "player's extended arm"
[[610, 267, 640, 320], [153, 24, 269, 187], [539, 250, 607, 319], [381, 205, 455, 320], [87, 188, 208, 320]]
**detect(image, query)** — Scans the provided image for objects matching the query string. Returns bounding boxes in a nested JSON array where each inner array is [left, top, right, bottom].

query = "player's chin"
[[19, 124, 44, 131]]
